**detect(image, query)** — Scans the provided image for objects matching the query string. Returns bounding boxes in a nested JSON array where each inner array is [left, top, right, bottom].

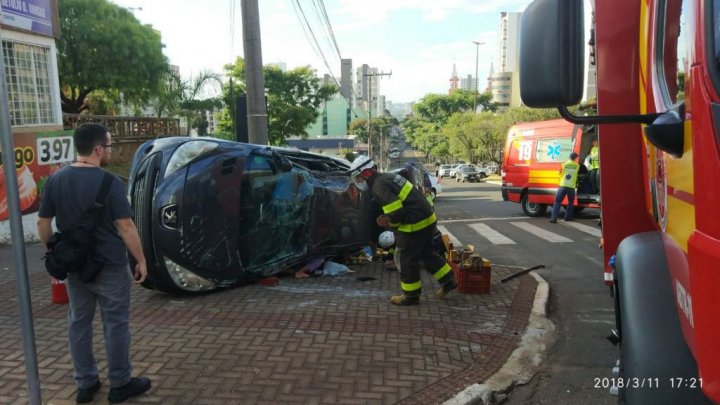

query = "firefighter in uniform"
[[348, 156, 456, 305], [550, 152, 580, 223]]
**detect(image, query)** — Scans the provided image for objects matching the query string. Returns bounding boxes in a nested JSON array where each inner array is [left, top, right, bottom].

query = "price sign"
[[36, 136, 74, 165]]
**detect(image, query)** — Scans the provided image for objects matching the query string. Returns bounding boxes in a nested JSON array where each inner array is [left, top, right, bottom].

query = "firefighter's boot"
[[435, 280, 458, 299], [390, 294, 419, 306]]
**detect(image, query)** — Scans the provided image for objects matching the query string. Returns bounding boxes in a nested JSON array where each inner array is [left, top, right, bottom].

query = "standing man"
[[588, 139, 600, 193], [550, 152, 580, 223], [37, 123, 152, 403], [348, 156, 456, 305]]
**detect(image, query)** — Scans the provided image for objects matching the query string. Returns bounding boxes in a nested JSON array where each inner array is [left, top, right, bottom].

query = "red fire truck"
[[520, 0, 719, 403]]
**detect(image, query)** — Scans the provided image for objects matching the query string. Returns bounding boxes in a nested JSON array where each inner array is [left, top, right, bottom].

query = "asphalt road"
[[432, 177, 617, 405]]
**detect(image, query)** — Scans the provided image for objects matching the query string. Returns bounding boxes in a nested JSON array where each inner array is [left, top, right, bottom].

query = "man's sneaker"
[[390, 294, 419, 306], [76, 380, 101, 403], [549, 219, 557, 223], [108, 377, 151, 403], [435, 280, 458, 299]]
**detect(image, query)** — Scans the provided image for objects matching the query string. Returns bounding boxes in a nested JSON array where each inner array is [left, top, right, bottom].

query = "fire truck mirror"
[[519, 0, 584, 108], [643, 108, 685, 158]]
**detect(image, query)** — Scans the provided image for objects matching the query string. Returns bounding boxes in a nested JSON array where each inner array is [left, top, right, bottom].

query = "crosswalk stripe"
[[468, 223, 516, 245], [563, 221, 602, 237], [510, 222, 573, 243], [436, 225, 462, 247]]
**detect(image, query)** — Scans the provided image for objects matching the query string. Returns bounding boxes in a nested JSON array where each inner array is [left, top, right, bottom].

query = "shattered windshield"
[[238, 154, 314, 271]]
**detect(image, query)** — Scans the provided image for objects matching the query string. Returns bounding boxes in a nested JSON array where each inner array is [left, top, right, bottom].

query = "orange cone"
[[51, 277, 68, 304]]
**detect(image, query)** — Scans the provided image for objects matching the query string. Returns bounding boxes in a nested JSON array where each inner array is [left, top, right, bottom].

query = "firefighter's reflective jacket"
[[371, 173, 436, 233]]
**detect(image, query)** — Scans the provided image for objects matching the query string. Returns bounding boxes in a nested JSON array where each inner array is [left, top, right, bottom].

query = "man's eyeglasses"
[[99, 143, 115, 148]]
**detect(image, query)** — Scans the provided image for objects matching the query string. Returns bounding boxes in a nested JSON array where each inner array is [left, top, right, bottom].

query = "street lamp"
[[472, 41, 485, 113]]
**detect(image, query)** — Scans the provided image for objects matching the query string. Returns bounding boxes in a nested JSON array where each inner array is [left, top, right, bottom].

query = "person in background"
[[36, 123, 152, 404], [588, 138, 600, 193], [348, 156, 456, 305], [550, 152, 580, 223]]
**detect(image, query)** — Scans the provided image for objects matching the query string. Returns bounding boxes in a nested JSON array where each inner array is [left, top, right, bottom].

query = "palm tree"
[[154, 70, 223, 135]]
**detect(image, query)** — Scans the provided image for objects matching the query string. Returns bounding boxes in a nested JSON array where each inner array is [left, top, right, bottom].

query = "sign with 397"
[[36, 136, 74, 165]]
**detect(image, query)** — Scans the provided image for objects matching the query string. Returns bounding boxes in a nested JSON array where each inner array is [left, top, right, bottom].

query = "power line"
[[291, 0, 324, 62], [292, 0, 355, 112], [318, 0, 342, 61], [310, 0, 338, 60]]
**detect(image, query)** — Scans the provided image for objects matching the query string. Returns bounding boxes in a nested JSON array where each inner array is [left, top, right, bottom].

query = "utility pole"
[[0, 25, 41, 405], [241, 0, 269, 144], [363, 70, 391, 166], [472, 41, 485, 113]]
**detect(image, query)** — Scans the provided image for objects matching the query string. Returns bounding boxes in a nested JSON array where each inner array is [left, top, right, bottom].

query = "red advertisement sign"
[[0, 130, 74, 221]]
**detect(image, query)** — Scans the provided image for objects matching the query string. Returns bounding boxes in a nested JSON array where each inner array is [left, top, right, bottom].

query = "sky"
[[111, 0, 533, 104]]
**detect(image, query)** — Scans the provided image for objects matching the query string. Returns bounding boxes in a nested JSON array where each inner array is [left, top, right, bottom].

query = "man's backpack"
[[44, 172, 113, 282]]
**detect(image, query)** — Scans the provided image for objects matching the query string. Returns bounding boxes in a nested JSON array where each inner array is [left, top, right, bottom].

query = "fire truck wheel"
[[521, 194, 548, 217]]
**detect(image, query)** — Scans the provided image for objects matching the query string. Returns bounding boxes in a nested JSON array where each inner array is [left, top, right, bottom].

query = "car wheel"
[[456, 177, 460, 182], [521, 194, 548, 217], [479, 172, 487, 179]]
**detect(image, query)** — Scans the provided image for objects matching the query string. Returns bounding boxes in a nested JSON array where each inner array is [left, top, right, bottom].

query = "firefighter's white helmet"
[[348, 155, 375, 178], [378, 231, 395, 248]]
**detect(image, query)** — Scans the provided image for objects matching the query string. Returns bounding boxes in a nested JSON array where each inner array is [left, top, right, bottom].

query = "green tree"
[[349, 116, 398, 156], [57, 0, 169, 113], [217, 58, 337, 145], [413, 90, 497, 125], [444, 113, 481, 163]]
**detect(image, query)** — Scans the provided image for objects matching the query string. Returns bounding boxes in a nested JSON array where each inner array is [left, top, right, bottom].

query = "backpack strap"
[[94, 172, 114, 207]]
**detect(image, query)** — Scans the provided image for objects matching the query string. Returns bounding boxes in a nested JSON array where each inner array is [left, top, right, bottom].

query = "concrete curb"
[[443, 271, 556, 405]]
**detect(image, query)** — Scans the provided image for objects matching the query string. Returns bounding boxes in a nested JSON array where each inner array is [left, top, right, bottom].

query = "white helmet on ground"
[[378, 231, 395, 248], [348, 155, 375, 178]]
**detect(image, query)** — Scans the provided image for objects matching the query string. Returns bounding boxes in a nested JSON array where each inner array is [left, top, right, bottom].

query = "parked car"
[[448, 164, 463, 178], [428, 174, 442, 198], [127, 137, 373, 294], [476, 166, 491, 179], [437, 164, 454, 178], [388, 148, 401, 159], [456, 166, 481, 182]]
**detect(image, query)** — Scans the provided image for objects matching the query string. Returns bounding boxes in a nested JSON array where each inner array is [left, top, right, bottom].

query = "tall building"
[[340, 58, 353, 102], [449, 63, 459, 94], [486, 62, 494, 93], [355, 64, 383, 117], [460, 74, 478, 92], [491, 12, 523, 108], [306, 61, 365, 137]]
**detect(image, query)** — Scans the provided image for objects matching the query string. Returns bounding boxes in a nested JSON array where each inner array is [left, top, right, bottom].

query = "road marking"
[[468, 223, 516, 245], [436, 225, 462, 247], [510, 222, 573, 243], [438, 216, 526, 224], [563, 221, 602, 237]]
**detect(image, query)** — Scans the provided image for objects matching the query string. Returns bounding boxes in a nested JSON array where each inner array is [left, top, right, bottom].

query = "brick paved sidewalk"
[[0, 244, 536, 404]]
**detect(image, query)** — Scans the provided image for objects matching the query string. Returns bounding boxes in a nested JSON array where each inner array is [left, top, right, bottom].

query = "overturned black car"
[[128, 137, 372, 294]]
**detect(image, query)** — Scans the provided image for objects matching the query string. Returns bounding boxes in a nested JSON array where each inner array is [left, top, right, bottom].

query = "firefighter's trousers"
[[394, 225, 455, 297]]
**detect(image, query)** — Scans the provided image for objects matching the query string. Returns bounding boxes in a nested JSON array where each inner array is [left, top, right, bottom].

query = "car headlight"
[[164, 256, 216, 292], [165, 140, 219, 177]]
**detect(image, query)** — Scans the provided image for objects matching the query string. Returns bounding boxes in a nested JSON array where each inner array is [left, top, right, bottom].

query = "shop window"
[[2, 40, 58, 126]]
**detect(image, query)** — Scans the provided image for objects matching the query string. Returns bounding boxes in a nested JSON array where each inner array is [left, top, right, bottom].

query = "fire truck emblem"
[[655, 151, 668, 231]]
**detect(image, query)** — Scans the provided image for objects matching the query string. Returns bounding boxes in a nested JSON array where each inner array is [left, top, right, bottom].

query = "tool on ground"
[[500, 264, 545, 283]]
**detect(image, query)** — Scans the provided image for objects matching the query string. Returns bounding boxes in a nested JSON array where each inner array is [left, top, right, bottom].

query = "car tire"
[[456, 177, 460, 182], [479, 172, 487, 179], [521, 194, 548, 217]]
